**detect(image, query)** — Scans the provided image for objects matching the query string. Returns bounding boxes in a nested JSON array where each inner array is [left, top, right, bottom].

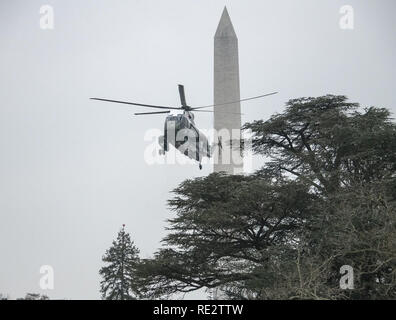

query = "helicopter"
[[91, 85, 277, 169]]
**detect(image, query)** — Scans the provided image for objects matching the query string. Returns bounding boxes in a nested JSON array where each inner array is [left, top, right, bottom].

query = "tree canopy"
[[133, 95, 396, 299]]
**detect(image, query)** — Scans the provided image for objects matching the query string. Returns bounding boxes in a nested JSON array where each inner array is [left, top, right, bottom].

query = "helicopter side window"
[[171, 116, 180, 130]]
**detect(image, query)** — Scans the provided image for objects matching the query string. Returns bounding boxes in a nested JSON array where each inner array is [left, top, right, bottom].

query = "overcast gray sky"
[[0, 0, 395, 299]]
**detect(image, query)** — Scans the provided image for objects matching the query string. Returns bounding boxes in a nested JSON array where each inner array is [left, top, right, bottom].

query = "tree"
[[0, 293, 9, 300], [135, 173, 317, 298], [243, 95, 396, 299], [16, 293, 49, 300], [99, 225, 141, 300], [304, 182, 396, 299], [134, 95, 396, 299], [244, 95, 396, 193]]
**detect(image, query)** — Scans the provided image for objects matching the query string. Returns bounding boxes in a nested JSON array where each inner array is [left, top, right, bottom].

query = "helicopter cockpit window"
[[181, 116, 189, 128]]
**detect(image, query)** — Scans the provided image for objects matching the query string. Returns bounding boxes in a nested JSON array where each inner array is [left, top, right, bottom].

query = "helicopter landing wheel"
[[199, 163, 202, 170]]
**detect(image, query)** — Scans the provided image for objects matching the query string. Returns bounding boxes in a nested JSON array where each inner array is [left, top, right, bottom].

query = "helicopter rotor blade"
[[90, 98, 182, 110], [134, 111, 171, 115], [178, 85, 187, 107], [192, 92, 278, 110], [194, 110, 244, 115]]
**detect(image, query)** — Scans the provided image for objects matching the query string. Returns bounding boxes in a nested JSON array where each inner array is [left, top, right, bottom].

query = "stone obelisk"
[[214, 7, 243, 174]]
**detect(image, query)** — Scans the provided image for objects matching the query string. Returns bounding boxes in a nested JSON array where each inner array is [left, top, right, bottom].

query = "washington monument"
[[211, 7, 242, 299], [214, 7, 243, 174]]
